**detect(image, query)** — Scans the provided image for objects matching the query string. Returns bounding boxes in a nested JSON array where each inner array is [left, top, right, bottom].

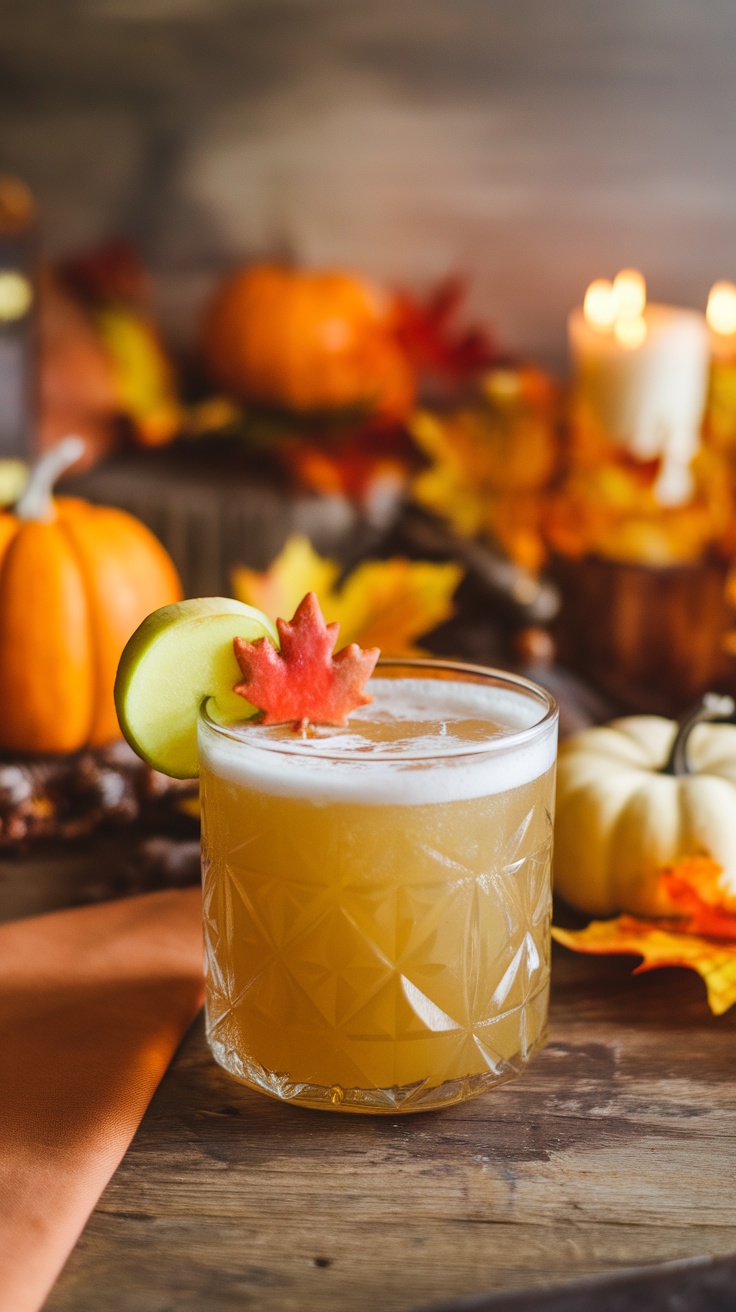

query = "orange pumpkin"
[[0, 438, 182, 755], [201, 264, 415, 421]]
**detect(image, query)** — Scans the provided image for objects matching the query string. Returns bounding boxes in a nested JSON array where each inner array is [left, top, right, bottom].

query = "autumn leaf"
[[333, 559, 463, 653], [544, 445, 734, 566], [552, 919, 736, 1016], [390, 277, 498, 381], [59, 240, 183, 447], [232, 535, 463, 657], [233, 591, 379, 727], [233, 536, 341, 627], [277, 420, 415, 504], [230, 532, 341, 624], [659, 856, 736, 939], [553, 857, 736, 1015], [95, 306, 182, 447], [410, 369, 559, 572]]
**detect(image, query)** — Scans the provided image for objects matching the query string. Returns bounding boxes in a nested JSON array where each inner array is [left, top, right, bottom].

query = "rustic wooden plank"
[[45, 948, 736, 1312], [5, 0, 736, 369]]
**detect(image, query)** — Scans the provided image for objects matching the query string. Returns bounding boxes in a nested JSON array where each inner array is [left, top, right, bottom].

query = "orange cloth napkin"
[[0, 887, 204, 1312]]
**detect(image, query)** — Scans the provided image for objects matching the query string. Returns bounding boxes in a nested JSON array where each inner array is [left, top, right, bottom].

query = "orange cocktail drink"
[[198, 660, 558, 1113]]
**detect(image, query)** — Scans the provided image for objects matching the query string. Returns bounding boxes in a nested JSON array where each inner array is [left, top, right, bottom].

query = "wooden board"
[[6, 0, 736, 372], [45, 946, 736, 1312]]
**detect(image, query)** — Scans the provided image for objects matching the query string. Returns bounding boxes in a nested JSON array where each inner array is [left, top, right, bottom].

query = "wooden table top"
[[45, 946, 736, 1312]]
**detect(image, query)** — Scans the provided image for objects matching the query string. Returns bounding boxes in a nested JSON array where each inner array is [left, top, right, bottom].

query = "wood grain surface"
[[45, 947, 736, 1312], [4, 1, 736, 369]]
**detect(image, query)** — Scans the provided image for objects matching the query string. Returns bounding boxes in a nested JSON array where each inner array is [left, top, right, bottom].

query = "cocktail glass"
[[198, 659, 558, 1113]]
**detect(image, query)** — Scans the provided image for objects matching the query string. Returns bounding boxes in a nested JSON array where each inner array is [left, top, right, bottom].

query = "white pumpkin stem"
[[14, 436, 86, 521], [662, 692, 736, 776]]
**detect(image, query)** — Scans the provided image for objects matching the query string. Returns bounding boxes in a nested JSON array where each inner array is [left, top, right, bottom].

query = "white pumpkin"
[[554, 697, 736, 918]]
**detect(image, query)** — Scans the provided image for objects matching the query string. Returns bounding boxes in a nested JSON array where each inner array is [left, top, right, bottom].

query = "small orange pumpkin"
[[201, 264, 415, 421], [0, 438, 182, 755]]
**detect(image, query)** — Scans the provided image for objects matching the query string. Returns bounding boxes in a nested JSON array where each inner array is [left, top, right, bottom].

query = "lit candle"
[[568, 270, 710, 505], [704, 280, 736, 458], [706, 280, 736, 357]]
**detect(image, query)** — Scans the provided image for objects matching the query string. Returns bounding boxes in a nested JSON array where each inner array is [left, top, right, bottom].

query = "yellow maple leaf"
[[233, 536, 340, 625], [96, 306, 183, 446], [544, 445, 733, 565], [232, 534, 463, 656], [552, 918, 736, 1016], [410, 369, 558, 573]]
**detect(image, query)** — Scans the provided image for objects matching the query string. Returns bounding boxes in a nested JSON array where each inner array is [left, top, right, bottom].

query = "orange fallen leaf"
[[659, 856, 736, 939], [232, 535, 463, 657], [553, 857, 736, 1015], [281, 439, 408, 503], [552, 918, 736, 1015]]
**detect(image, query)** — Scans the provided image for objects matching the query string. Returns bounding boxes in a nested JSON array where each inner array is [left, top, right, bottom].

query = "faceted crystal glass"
[[199, 660, 558, 1113]]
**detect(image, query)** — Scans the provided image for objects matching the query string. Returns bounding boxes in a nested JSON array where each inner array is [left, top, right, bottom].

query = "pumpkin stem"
[[661, 691, 736, 776], [14, 436, 85, 522]]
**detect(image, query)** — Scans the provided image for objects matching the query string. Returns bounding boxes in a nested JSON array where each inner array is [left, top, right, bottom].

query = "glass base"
[[207, 1030, 547, 1114]]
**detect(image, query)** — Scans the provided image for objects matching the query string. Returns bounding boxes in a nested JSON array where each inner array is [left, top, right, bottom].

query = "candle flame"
[[583, 279, 617, 331], [614, 316, 647, 349], [613, 269, 646, 320], [706, 281, 736, 336], [584, 268, 647, 339]]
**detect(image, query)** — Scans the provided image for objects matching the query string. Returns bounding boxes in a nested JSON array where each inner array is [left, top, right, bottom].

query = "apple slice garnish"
[[115, 597, 277, 778]]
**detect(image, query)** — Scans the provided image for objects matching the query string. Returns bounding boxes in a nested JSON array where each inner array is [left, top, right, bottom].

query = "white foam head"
[[199, 675, 557, 805]]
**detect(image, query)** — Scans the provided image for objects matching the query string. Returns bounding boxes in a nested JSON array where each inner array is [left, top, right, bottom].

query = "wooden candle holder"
[[551, 552, 736, 716]]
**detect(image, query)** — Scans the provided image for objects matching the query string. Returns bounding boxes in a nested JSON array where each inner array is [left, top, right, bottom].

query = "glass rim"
[[199, 657, 558, 765]]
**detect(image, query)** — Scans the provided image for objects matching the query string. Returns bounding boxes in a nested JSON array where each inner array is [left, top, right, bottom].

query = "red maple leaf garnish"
[[233, 591, 380, 727]]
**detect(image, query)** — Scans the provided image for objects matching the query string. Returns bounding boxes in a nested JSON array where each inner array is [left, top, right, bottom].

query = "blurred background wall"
[[2, 0, 735, 369]]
